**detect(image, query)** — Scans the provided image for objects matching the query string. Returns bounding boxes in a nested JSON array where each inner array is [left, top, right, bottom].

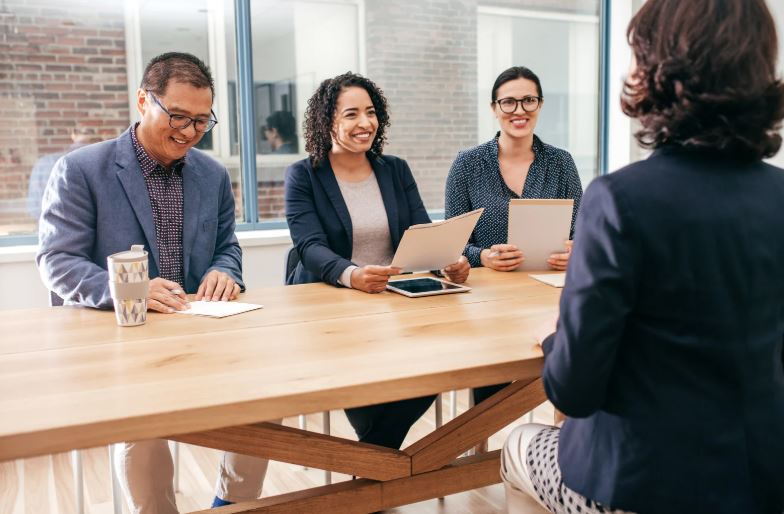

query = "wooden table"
[[0, 268, 560, 513]]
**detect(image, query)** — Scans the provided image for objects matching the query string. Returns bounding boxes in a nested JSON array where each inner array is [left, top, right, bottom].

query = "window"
[[129, 0, 244, 220], [249, 0, 362, 222], [478, 5, 600, 186], [0, 0, 130, 238], [0, 0, 608, 242], [606, 0, 648, 172]]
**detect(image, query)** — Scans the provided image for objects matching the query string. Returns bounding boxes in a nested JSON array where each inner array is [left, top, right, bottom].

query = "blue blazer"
[[36, 127, 243, 309], [285, 154, 430, 286], [542, 147, 784, 513]]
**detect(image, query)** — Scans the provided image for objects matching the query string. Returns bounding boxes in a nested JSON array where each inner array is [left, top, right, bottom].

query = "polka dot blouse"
[[445, 133, 583, 267]]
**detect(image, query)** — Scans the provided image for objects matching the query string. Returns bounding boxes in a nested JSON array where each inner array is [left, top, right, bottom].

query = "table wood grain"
[[0, 268, 560, 462]]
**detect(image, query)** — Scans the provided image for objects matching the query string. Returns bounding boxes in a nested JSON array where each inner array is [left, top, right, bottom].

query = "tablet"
[[386, 277, 471, 298]]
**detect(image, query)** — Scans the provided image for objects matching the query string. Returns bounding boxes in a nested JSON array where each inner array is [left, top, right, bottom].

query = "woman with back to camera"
[[501, 1, 784, 513], [446, 66, 583, 406], [284, 72, 470, 449]]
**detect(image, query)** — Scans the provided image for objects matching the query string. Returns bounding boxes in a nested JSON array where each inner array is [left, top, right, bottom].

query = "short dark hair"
[[491, 66, 543, 102], [265, 111, 297, 142], [304, 72, 390, 168], [140, 52, 215, 99], [622, 0, 784, 160]]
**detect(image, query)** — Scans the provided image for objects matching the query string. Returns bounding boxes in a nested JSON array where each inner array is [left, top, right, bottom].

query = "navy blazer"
[[542, 147, 784, 513], [285, 154, 430, 286], [37, 127, 244, 309]]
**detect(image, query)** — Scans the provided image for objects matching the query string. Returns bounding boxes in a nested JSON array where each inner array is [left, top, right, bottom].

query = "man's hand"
[[196, 270, 241, 302], [147, 277, 189, 313], [442, 256, 470, 283], [350, 265, 401, 294]]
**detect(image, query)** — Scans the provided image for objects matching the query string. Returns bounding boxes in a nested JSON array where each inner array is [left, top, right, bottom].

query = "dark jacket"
[[284, 154, 430, 285], [542, 147, 784, 514]]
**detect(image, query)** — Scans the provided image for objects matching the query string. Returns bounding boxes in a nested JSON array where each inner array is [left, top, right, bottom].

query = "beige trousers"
[[502, 423, 634, 514], [501, 423, 552, 513], [114, 433, 274, 513]]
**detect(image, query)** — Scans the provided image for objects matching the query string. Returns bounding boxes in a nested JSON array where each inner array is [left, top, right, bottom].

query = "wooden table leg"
[[179, 378, 547, 513]]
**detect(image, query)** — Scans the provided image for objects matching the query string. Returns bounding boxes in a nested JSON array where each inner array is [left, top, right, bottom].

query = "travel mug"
[[107, 244, 149, 326]]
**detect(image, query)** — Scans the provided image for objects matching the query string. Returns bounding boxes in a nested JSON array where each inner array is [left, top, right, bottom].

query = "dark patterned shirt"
[[130, 123, 185, 287], [445, 134, 583, 267]]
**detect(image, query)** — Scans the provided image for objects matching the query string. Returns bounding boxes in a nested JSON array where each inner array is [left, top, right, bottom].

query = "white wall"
[[609, 0, 784, 169], [0, 232, 291, 311], [770, 0, 784, 168]]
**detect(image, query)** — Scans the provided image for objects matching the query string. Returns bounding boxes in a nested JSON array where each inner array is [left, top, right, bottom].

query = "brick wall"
[[0, 0, 129, 229], [257, 180, 285, 220], [365, 0, 479, 213]]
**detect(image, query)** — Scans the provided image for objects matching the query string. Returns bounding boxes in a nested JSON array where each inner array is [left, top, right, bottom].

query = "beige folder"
[[508, 199, 573, 271], [391, 208, 484, 272]]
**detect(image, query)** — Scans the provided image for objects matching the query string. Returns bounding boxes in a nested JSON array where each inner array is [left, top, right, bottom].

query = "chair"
[[285, 247, 333, 483], [283, 246, 445, 485], [50, 290, 178, 514]]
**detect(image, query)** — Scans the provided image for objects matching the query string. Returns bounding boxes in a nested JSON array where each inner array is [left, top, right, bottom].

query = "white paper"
[[508, 199, 573, 271], [176, 301, 263, 318], [391, 208, 484, 272], [529, 273, 566, 288]]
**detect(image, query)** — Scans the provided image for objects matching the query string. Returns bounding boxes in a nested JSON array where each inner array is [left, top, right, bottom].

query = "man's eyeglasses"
[[146, 90, 218, 133], [495, 96, 543, 114]]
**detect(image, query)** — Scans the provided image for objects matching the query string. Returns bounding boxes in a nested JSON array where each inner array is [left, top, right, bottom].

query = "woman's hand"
[[351, 265, 402, 294], [547, 240, 573, 271], [480, 244, 524, 271], [442, 256, 470, 283]]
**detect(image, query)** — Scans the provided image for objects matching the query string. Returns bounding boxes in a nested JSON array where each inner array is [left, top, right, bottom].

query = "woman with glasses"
[[445, 66, 582, 274], [284, 71, 469, 449], [445, 66, 583, 407]]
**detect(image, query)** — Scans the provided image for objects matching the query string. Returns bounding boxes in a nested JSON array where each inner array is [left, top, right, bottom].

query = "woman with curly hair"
[[284, 72, 469, 449], [501, 0, 784, 513]]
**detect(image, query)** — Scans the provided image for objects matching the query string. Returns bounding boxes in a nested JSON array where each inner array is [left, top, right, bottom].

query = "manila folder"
[[508, 199, 573, 271], [391, 208, 484, 272]]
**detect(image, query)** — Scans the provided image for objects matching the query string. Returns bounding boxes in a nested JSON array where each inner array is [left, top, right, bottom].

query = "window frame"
[[1, 0, 608, 246]]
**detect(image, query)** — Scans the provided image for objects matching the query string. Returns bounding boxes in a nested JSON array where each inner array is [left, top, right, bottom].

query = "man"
[[37, 52, 269, 513], [27, 123, 102, 221]]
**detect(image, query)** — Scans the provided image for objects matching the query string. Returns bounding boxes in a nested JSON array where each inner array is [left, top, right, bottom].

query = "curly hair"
[[304, 72, 390, 168], [621, 0, 784, 160]]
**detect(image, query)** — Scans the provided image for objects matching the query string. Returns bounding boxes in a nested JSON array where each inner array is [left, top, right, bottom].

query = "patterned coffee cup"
[[107, 245, 149, 326]]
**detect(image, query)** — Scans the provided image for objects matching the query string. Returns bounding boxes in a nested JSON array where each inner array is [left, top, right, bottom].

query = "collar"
[[130, 122, 185, 177], [483, 132, 543, 164], [487, 130, 544, 156]]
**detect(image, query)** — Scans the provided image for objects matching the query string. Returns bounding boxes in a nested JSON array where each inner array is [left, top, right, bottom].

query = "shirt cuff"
[[465, 245, 484, 268], [338, 265, 358, 288]]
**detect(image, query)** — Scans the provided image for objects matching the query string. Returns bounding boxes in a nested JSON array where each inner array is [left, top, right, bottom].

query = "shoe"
[[212, 496, 234, 507]]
